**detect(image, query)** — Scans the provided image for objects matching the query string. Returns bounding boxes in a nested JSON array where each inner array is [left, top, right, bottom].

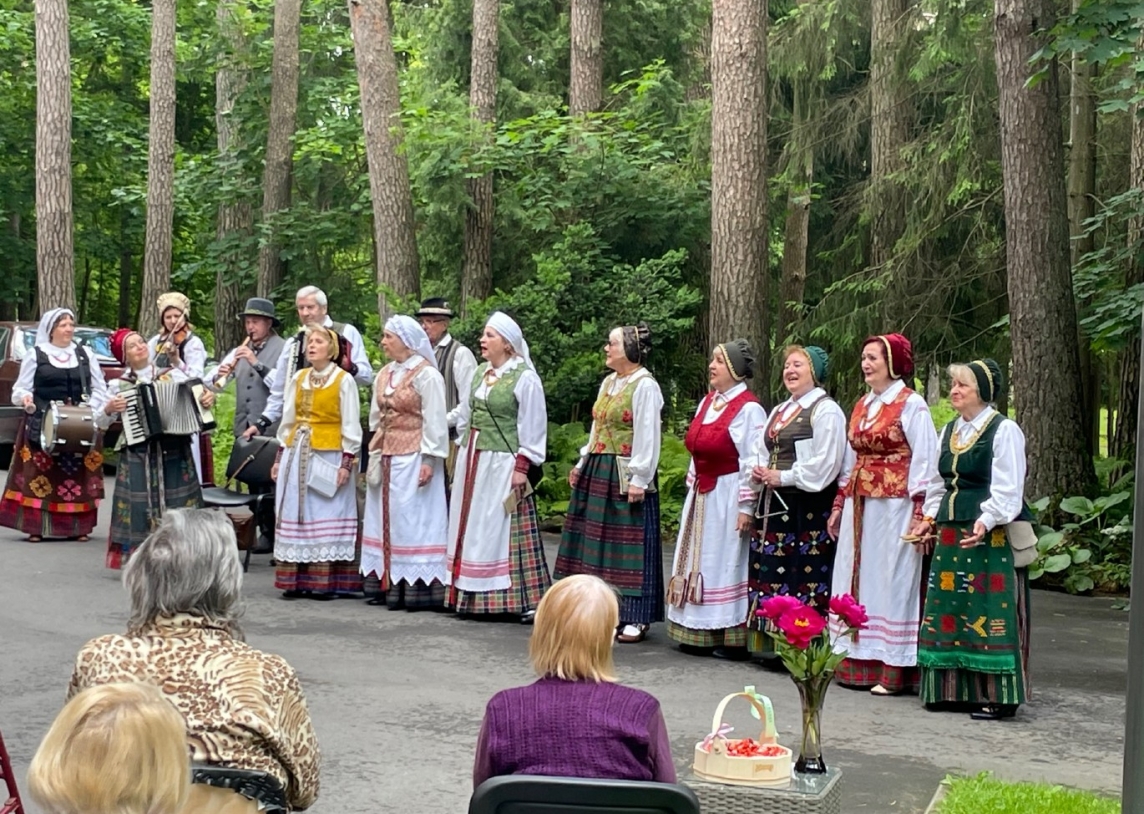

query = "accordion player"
[[121, 378, 217, 446]]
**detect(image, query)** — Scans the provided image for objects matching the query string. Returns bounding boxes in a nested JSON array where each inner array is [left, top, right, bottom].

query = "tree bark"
[[569, 0, 603, 115], [710, 0, 770, 398], [348, 0, 421, 316], [35, 0, 76, 313], [775, 90, 812, 352], [140, 0, 177, 340], [869, 0, 911, 287], [461, 0, 499, 312], [1067, 0, 1099, 457], [257, 0, 302, 298], [994, 0, 1095, 499], [215, 0, 253, 356]]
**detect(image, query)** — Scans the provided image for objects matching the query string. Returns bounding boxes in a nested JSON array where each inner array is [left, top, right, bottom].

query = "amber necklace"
[[767, 401, 804, 440], [309, 364, 336, 388]]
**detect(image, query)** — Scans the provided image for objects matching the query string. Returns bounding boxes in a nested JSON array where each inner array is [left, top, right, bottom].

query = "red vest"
[[684, 389, 759, 494]]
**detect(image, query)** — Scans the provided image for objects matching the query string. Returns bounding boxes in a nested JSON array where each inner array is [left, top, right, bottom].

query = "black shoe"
[[366, 596, 386, 606], [679, 644, 715, 657], [281, 590, 303, 600], [520, 610, 536, 625], [970, 704, 1017, 721], [712, 646, 750, 662], [311, 592, 338, 601]]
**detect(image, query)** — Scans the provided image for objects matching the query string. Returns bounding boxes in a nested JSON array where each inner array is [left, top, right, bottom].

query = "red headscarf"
[[110, 328, 137, 366], [865, 333, 914, 380]]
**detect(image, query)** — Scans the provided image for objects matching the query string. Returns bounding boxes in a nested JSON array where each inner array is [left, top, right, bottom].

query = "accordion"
[[121, 378, 217, 446]]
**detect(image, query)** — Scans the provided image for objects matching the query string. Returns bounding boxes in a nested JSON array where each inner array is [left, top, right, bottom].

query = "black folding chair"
[[201, 436, 279, 572], [470, 776, 700, 814]]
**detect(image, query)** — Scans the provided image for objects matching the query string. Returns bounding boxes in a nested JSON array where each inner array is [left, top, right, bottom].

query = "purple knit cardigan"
[[472, 677, 677, 788]]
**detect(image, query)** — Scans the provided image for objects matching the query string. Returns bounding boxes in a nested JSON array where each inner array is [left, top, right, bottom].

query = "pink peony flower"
[[829, 594, 869, 629], [776, 606, 828, 649], [757, 594, 804, 621]]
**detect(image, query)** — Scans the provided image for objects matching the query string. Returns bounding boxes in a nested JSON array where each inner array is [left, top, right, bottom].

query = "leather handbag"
[[1006, 520, 1039, 568]]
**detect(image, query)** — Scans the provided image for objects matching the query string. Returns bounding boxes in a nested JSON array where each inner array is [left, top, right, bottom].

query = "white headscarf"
[[36, 308, 76, 347], [385, 315, 438, 370], [485, 311, 532, 369]]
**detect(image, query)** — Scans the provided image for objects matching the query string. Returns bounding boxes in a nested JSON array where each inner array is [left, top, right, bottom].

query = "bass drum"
[[40, 402, 99, 455]]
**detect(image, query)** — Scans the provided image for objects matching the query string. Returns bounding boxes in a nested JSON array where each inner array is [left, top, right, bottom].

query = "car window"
[[0, 327, 8, 360], [19, 326, 116, 363]]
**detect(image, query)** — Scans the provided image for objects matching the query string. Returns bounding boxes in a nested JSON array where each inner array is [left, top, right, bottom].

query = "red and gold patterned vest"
[[845, 387, 914, 499], [373, 360, 428, 456]]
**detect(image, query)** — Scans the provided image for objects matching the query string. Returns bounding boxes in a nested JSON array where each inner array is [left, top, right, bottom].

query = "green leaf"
[[1071, 548, 1093, 564], [1059, 496, 1095, 516], [1042, 553, 1073, 573], [1036, 531, 1064, 552]]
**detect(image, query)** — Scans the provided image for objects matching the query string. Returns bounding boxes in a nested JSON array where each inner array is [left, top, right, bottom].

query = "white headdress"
[[384, 315, 438, 370], [36, 308, 76, 347], [485, 311, 532, 369]]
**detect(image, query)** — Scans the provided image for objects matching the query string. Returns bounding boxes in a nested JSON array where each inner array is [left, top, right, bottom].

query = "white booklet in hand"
[[306, 455, 340, 499]]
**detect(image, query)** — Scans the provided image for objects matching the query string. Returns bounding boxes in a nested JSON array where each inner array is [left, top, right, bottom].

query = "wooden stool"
[[0, 730, 24, 814]]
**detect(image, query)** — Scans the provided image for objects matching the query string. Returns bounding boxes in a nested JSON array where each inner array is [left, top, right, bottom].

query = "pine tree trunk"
[[257, 0, 302, 298], [869, 0, 911, 286], [1067, 4, 1099, 457], [35, 0, 75, 313], [461, 0, 499, 312], [215, 0, 253, 356], [348, 0, 421, 316], [710, 0, 770, 398], [994, 0, 1095, 499], [775, 90, 812, 353], [1111, 89, 1144, 465], [569, 0, 603, 115], [140, 0, 177, 340]]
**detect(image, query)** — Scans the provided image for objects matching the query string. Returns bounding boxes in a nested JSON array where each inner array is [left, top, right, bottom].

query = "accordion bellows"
[[121, 378, 216, 445]]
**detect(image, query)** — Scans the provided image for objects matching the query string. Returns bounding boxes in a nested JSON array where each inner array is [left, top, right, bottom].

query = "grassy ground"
[[938, 773, 1119, 814], [211, 390, 237, 484]]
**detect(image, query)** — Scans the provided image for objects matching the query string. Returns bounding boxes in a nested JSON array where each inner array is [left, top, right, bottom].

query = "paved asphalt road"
[[0, 479, 1129, 813]]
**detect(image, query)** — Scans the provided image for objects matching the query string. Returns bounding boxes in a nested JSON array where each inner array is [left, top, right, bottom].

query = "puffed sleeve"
[[11, 352, 37, 406], [416, 366, 450, 459], [338, 372, 362, 455], [181, 335, 207, 379], [733, 400, 768, 510], [627, 376, 663, 490], [276, 371, 300, 447], [514, 368, 548, 466], [779, 399, 847, 493], [576, 377, 610, 467], [923, 423, 952, 519], [978, 418, 1027, 531], [368, 367, 385, 433], [274, 666, 322, 811], [449, 345, 479, 429], [84, 347, 110, 415], [455, 365, 480, 442], [96, 378, 124, 430], [902, 393, 940, 499], [262, 341, 294, 425], [341, 322, 374, 386], [684, 398, 703, 491]]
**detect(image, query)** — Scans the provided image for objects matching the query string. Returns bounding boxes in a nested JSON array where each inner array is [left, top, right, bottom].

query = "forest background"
[[4, 0, 1143, 593]]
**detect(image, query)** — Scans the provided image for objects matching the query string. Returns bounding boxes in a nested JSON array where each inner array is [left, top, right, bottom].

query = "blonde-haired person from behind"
[[472, 575, 677, 788], [28, 682, 190, 814]]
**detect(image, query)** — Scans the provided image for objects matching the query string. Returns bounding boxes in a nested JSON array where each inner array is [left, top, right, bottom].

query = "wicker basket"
[[692, 691, 793, 788]]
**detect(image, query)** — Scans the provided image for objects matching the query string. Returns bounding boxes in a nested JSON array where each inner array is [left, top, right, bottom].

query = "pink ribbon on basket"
[[701, 723, 734, 750]]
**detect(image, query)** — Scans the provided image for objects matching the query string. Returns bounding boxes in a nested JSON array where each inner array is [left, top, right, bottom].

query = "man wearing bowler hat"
[[416, 297, 477, 485], [213, 297, 287, 437]]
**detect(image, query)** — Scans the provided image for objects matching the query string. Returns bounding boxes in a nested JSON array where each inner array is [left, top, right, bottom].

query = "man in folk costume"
[[211, 297, 286, 553], [416, 297, 478, 489], [243, 285, 373, 440], [666, 339, 766, 661]]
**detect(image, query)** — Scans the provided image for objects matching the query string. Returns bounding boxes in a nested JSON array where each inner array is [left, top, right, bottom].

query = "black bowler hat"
[[238, 297, 281, 328], [414, 297, 455, 319]]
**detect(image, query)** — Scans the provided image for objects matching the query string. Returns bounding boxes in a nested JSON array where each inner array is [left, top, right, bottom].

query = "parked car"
[[0, 321, 127, 468]]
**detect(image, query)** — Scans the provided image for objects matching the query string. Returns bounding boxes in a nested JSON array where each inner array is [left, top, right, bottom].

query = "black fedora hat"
[[414, 297, 455, 319], [238, 297, 281, 328]]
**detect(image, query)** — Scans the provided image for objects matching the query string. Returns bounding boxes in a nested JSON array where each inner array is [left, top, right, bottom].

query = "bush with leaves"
[[1030, 485, 1133, 594]]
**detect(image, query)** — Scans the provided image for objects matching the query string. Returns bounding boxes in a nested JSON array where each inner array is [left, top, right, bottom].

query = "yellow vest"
[[286, 368, 346, 451]]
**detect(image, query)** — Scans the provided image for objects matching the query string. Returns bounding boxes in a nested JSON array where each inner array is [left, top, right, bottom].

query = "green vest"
[[469, 362, 526, 453], [936, 412, 1003, 523], [587, 372, 644, 455]]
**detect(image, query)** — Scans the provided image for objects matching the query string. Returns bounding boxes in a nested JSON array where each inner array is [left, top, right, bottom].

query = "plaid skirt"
[[276, 534, 364, 595], [666, 621, 747, 648], [106, 438, 203, 570], [449, 493, 551, 615], [0, 421, 103, 538]]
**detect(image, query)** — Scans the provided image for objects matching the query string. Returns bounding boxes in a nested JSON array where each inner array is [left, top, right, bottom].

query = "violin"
[[156, 313, 190, 368]]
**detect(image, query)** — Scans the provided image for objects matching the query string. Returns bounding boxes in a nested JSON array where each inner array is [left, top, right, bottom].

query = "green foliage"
[[937, 772, 1118, 814], [1029, 485, 1133, 593]]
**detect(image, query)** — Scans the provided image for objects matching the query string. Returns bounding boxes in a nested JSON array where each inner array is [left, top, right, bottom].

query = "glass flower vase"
[[793, 672, 833, 774]]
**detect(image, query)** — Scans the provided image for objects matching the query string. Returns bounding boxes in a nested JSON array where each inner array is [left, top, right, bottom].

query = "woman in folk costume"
[[556, 324, 664, 644], [446, 312, 551, 621], [0, 308, 109, 541], [100, 329, 207, 570], [666, 340, 765, 660], [746, 345, 847, 658], [147, 292, 212, 484], [827, 334, 939, 695], [914, 360, 1032, 720], [272, 324, 363, 600], [361, 315, 451, 610]]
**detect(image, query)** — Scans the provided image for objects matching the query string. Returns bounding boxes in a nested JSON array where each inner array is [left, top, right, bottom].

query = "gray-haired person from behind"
[[67, 508, 322, 812]]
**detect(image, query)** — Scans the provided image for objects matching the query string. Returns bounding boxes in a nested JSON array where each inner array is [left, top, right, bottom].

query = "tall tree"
[[34, 0, 75, 313], [869, 0, 911, 287], [214, 0, 253, 355], [1112, 90, 1144, 465], [348, 0, 421, 315], [994, 0, 1095, 499], [569, 0, 603, 115], [257, 0, 302, 299], [709, 0, 769, 395], [140, 0, 177, 340], [775, 86, 812, 351], [461, 0, 499, 310]]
